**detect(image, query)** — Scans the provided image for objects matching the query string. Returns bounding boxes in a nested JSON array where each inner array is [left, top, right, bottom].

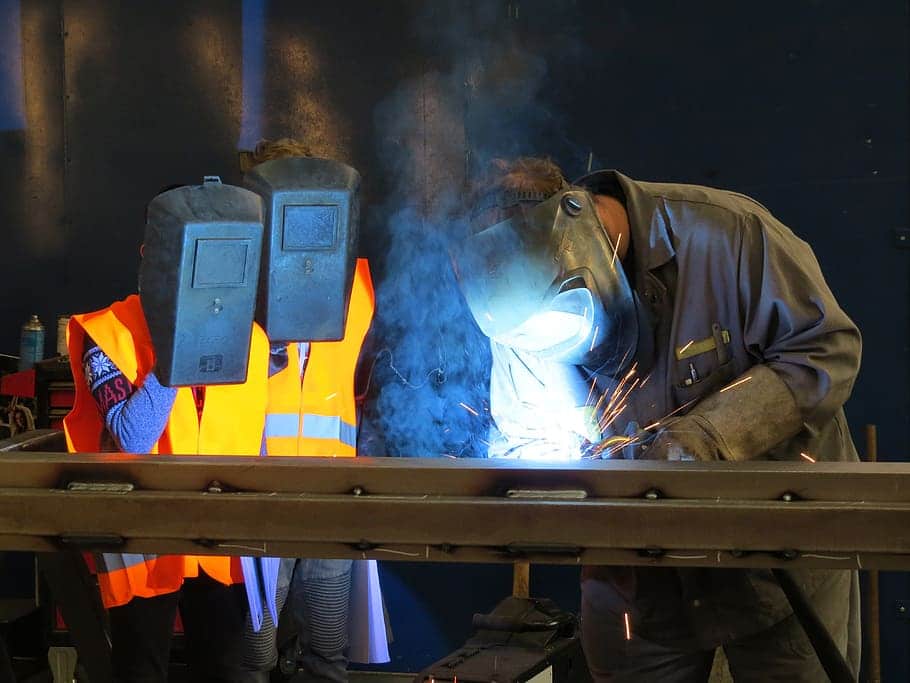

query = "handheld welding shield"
[[140, 177, 264, 387], [244, 157, 359, 344], [453, 188, 639, 373]]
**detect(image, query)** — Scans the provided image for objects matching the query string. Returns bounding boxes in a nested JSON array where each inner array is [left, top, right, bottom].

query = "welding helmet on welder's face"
[[453, 186, 639, 374], [140, 177, 264, 387], [244, 157, 359, 344]]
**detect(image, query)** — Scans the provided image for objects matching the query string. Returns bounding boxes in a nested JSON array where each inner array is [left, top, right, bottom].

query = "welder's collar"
[[577, 170, 675, 273]]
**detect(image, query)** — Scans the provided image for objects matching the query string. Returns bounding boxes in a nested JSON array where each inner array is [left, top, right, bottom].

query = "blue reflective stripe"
[[96, 552, 156, 573], [301, 414, 357, 448], [267, 412, 357, 447], [264, 413, 299, 438], [339, 420, 357, 448]]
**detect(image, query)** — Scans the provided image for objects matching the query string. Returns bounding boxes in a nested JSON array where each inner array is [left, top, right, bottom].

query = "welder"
[[238, 139, 387, 683], [453, 157, 862, 681], [64, 178, 270, 681]]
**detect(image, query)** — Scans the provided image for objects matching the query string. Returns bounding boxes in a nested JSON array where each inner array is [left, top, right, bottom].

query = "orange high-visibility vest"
[[264, 259, 374, 456], [64, 294, 268, 608]]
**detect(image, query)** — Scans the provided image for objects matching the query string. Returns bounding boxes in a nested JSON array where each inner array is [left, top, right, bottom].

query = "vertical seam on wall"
[[59, 0, 69, 290]]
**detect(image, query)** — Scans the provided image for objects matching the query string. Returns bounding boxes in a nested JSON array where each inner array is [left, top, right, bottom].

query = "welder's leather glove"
[[639, 364, 803, 462], [638, 417, 715, 461]]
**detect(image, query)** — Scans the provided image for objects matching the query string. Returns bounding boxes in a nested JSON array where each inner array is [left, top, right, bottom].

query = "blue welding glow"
[[492, 403, 593, 461], [501, 434, 585, 462], [0, 0, 25, 131], [496, 310, 591, 354], [238, 0, 267, 149]]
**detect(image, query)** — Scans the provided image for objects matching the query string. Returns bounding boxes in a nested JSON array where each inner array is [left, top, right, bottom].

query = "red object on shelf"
[[0, 369, 36, 397], [49, 388, 74, 407]]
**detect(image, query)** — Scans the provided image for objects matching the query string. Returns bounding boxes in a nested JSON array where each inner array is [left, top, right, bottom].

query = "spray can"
[[18, 314, 45, 371]]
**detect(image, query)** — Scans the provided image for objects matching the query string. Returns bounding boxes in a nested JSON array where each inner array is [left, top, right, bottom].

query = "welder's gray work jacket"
[[488, 171, 862, 649]]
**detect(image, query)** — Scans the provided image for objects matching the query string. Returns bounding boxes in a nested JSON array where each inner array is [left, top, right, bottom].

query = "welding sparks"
[[719, 375, 752, 393], [582, 365, 648, 459], [595, 397, 699, 458], [678, 340, 694, 356], [584, 376, 598, 407], [611, 232, 622, 268], [599, 362, 636, 409], [458, 402, 480, 417], [586, 434, 632, 459], [615, 345, 635, 375], [597, 365, 639, 432], [800, 452, 816, 463], [324, 392, 337, 401], [589, 326, 600, 353], [623, 612, 632, 640], [485, 311, 494, 322], [661, 397, 700, 420], [600, 378, 638, 432], [601, 424, 653, 458]]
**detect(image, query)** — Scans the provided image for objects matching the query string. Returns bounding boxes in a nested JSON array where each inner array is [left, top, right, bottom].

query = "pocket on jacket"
[[671, 357, 736, 408], [670, 322, 737, 406]]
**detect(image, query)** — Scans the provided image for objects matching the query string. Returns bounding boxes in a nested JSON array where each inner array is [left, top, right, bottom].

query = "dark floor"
[[14, 655, 417, 683]]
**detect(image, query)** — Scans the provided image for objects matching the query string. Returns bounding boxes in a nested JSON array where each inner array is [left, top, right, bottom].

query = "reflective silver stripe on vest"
[[96, 552, 157, 573], [264, 413, 300, 438], [265, 413, 357, 447], [302, 414, 357, 448]]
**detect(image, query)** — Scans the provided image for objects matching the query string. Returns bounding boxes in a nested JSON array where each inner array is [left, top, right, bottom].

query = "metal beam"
[[0, 452, 908, 569]]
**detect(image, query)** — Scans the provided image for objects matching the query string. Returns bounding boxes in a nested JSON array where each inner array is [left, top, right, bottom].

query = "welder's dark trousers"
[[580, 569, 860, 682]]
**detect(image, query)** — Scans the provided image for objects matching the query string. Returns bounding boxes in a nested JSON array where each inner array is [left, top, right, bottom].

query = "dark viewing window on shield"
[[192, 238, 250, 288], [282, 204, 339, 251]]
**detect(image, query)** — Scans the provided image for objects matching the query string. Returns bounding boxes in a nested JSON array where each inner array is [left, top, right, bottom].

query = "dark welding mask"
[[139, 177, 264, 387], [453, 187, 638, 373], [244, 157, 359, 343]]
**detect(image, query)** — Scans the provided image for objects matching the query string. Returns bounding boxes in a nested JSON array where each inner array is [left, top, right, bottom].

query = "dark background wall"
[[0, 0, 907, 676]]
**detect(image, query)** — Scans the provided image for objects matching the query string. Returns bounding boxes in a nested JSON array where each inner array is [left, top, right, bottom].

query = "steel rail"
[[0, 453, 906, 569]]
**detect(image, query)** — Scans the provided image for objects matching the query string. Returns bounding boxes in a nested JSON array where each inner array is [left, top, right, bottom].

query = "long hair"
[[239, 137, 313, 172]]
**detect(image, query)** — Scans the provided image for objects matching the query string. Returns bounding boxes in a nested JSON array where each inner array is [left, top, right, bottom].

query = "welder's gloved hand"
[[639, 417, 718, 461], [638, 364, 804, 462]]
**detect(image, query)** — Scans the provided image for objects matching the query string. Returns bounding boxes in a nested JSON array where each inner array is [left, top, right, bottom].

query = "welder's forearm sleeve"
[[738, 211, 862, 432], [81, 337, 177, 453], [677, 364, 803, 461]]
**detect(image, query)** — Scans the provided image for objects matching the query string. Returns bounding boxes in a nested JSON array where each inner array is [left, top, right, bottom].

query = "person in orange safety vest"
[[261, 257, 374, 457], [238, 141, 387, 682], [64, 179, 269, 682]]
